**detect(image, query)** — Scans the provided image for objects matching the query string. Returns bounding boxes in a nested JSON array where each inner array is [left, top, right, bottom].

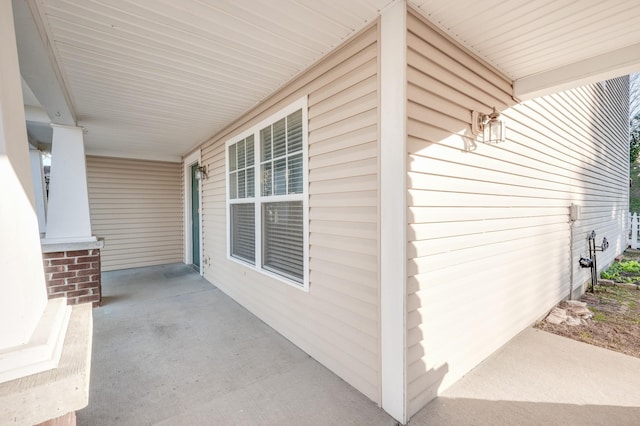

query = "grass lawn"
[[536, 251, 640, 359]]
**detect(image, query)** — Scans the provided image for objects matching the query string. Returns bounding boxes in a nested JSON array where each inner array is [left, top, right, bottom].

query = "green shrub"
[[621, 260, 640, 273], [601, 260, 640, 282]]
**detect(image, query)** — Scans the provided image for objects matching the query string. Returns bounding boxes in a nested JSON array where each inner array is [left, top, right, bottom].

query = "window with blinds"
[[229, 135, 255, 199], [230, 203, 255, 263], [260, 110, 303, 197], [262, 201, 303, 281], [226, 98, 308, 289], [228, 135, 256, 262]]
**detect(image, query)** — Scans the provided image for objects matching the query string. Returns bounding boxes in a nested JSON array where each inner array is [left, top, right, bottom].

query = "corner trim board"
[[379, 1, 407, 423]]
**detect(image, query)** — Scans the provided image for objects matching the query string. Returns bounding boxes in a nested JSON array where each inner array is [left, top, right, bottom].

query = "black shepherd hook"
[[582, 231, 609, 293]]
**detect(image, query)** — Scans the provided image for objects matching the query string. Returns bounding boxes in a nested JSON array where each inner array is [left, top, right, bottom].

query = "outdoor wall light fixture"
[[195, 164, 208, 180], [471, 107, 506, 143]]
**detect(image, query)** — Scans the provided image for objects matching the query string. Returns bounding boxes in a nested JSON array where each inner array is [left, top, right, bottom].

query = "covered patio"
[[78, 264, 395, 425], [81, 265, 640, 425], [2, 1, 640, 424]]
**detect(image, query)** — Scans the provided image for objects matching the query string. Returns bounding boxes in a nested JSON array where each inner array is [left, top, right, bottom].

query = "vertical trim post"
[[380, 0, 407, 423]]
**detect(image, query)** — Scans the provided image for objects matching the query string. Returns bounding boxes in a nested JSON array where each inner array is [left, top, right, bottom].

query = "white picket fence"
[[630, 212, 640, 249]]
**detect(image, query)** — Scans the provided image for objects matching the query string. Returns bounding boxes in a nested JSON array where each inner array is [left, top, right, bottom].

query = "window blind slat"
[[273, 118, 286, 158], [274, 158, 286, 195], [262, 201, 303, 282], [262, 163, 273, 196], [231, 204, 255, 263], [229, 144, 237, 171], [287, 110, 303, 153], [261, 127, 272, 162], [288, 153, 303, 194]]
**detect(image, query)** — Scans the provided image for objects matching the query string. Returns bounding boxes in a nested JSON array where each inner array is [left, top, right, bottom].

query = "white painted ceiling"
[[411, 0, 640, 100], [15, 0, 640, 161], [412, 0, 640, 79], [20, 0, 392, 161]]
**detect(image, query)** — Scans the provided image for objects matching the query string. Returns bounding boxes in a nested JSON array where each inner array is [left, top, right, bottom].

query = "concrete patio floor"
[[412, 327, 640, 425], [77, 263, 396, 426], [78, 263, 640, 425]]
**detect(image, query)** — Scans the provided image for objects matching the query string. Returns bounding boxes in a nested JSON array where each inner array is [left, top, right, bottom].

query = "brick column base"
[[43, 249, 101, 307]]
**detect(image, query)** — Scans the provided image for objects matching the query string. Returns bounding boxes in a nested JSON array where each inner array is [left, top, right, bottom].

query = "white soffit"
[[410, 0, 640, 100], [30, 0, 392, 161], [23, 0, 640, 161]]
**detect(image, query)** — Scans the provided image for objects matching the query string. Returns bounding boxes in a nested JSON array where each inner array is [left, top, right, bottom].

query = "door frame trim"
[[183, 150, 202, 274]]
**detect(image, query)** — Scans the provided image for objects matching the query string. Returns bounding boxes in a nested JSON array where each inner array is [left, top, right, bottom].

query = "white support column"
[[0, 0, 70, 383], [44, 124, 96, 243], [29, 148, 47, 234], [380, 1, 407, 423]]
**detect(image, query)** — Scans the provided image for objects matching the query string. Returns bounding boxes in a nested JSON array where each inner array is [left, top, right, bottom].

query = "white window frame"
[[225, 97, 309, 291]]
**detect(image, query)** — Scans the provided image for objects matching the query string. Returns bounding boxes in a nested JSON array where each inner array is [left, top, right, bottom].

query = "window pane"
[[274, 158, 286, 195], [246, 167, 255, 198], [261, 127, 272, 162], [246, 135, 254, 165], [229, 144, 237, 172], [287, 109, 303, 154], [237, 139, 246, 169], [287, 153, 303, 194], [229, 172, 238, 199], [231, 204, 255, 263], [261, 163, 272, 196], [273, 118, 286, 158], [238, 169, 246, 198], [262, 201, 303, 283], [246, 136, 255, 197]]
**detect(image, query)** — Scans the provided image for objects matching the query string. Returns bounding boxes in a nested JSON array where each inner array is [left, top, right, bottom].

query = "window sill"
[[227, 255, 309, 292]]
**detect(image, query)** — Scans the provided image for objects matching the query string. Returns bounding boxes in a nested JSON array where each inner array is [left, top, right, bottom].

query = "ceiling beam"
[[514, 42, 640, 101], [24, 105, 50, 124], [12, 0, 75, 126]]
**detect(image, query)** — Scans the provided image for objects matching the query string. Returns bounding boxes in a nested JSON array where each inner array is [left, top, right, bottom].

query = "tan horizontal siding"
[[405, 10, 629, 417], [198, 24, 380, 402], [87, 156, 183, 271]]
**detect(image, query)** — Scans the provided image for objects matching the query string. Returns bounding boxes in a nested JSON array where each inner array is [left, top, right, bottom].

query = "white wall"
[[86, 156, 183, 271], [199, 24, 382, 402], [405, 10, 629, 416]]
